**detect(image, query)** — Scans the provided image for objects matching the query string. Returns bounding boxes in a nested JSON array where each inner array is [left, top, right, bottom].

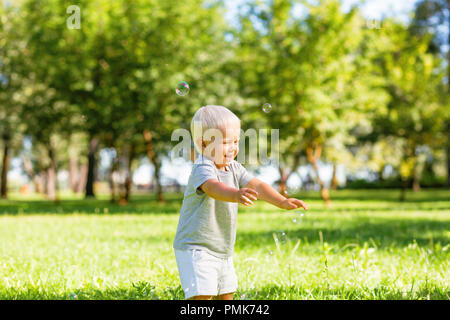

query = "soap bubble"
[[274, 231, 287, 244], [287, 185, 299, 195], [265, 249, 274, 262], [262, 103, 272, 113], [278, 231, 287, 243], [296, 211, 305, 217], [176, 81, 190, 96], [293, 211, 305, 224]]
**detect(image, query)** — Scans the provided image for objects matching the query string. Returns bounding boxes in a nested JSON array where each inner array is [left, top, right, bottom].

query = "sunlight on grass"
[[0, 189, 448, 300]]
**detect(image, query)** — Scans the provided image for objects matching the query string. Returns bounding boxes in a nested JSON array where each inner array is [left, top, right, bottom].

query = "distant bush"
[[342, 176, 447, 189]]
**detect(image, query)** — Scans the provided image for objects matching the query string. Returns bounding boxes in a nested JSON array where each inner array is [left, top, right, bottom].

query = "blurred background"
[[0, 0, 448, 205]]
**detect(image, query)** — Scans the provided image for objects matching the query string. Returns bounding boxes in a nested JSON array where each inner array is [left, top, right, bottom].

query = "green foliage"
[[344, 176, 447, 189], [360, 19, 448, 181], [0, 0, 448, 199], [235, 0, 390, 175]]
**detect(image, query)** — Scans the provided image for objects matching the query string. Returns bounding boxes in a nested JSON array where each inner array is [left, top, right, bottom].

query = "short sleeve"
[[232, 161, 254, 188], [191, 163, 218, 194]]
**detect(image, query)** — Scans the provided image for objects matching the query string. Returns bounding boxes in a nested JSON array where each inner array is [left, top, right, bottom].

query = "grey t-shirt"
[[173, 155, 254, 258]]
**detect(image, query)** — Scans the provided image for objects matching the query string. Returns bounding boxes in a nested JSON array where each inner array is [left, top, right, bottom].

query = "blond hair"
[[191, 105, 240, 154]]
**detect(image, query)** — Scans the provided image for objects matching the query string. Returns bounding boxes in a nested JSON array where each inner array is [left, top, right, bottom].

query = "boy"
[[173, 105, 308, 300]]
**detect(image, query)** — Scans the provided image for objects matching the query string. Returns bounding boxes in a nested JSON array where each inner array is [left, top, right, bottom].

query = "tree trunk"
[[412, 177, 421, 192], [306, 144, 330, 207], [42, 170, 48, 195], [278, 167, 288, 197], [152, 158, 164, 202], [46, 165, 56, 201], [330, 163, 339, 190], [76, 163, 88, 194], [34, 173, 45, 194], [412, 158, 421, 192], [47, 147, 59, 203], [143, 129, 165, 202], [122, 144, 136, 204], [69, 156, 79, 193], [378, 164, 386, 182], [109, 153, 117, 204], [106, 145, 119, 204], [1, 133, 11, 199], [85, 136, 99, 198]]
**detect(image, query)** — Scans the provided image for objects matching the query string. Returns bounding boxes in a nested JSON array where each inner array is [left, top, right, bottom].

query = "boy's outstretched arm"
[[245, 178, 308, 211], [200, 179, 258, 206]]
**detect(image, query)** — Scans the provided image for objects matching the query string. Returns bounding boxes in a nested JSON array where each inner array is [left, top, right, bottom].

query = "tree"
[[2, 0, 237, 203], [411, 0, 450, 187], [0, 1, 27, 198], [5, 0, 87, 202], [235, 0, 388, 205], [107, 0, 235, 202], [362, 20, 447, 200]]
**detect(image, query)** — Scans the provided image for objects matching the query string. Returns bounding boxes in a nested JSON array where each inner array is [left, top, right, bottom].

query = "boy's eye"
[[223, 140, 239, 144]]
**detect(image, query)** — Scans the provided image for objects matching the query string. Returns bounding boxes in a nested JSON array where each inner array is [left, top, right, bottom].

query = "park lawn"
[[0, 189, 448, 300]]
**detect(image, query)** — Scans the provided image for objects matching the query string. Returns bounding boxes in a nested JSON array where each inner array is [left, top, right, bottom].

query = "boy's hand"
[[280, 198, 308, 211], [235, 188, 258, 206]]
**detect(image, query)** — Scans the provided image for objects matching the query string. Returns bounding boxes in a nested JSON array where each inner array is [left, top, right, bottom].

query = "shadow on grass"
[[0, 194, 183, 215], [236, 218, 450, 250]]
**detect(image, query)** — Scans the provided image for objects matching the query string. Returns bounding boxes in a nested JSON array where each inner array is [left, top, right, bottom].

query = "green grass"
[[0, 189, 448, 300]]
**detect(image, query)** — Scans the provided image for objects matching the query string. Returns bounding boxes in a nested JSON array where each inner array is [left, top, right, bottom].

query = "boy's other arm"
[[245, 178, 308, 210], [200, 179, 258, 206]]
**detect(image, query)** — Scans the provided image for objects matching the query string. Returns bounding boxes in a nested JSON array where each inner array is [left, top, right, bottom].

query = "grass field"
[[0, 189, 449, 300]]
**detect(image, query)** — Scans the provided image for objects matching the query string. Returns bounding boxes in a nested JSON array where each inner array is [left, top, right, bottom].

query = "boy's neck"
[[215, 163, 230, 171], [201, 155, 230, 171]]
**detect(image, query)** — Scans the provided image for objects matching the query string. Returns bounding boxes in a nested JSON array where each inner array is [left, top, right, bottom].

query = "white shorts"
[[174, 248, 238, 299]]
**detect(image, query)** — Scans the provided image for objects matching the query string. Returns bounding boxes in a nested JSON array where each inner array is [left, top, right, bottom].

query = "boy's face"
[[202, 122, 240, 167]]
